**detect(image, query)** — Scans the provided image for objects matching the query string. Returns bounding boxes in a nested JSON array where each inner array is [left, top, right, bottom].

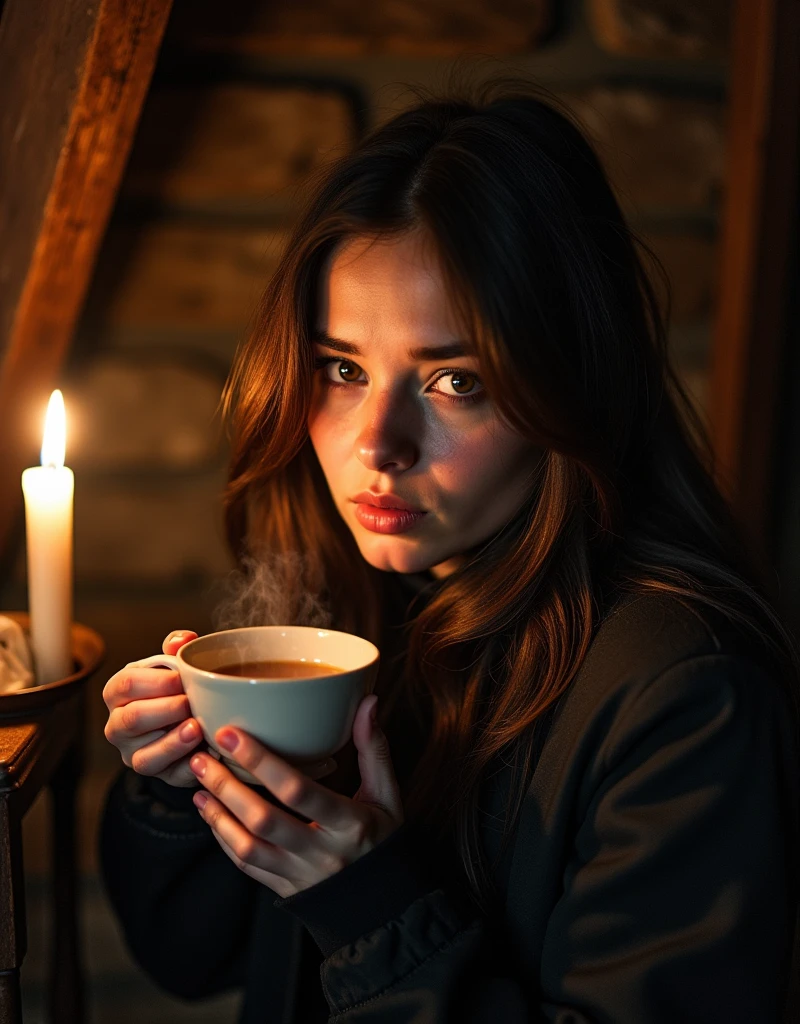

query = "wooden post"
[[707, 0, 800, 557], [0, 0, 174, 564]]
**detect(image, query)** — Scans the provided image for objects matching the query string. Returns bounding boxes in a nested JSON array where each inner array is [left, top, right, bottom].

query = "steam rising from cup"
[[211, 550, 333, 632]]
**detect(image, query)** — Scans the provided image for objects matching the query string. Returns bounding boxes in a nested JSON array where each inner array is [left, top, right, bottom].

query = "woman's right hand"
[[103, 630, 203, 788]]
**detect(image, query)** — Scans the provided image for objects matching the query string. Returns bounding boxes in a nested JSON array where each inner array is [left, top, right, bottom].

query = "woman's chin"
[[356, 542, 465, 580], [355, 536, 439, 576]]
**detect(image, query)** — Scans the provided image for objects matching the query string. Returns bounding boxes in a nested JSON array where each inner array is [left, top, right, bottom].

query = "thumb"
[[162, 629, 198, 655], [353, 696, 402, 818]]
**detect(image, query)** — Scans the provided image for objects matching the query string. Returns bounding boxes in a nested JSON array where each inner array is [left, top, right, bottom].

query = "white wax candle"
[[21, 390, 74, 684]]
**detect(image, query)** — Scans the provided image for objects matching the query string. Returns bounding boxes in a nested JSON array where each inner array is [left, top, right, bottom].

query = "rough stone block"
[[84, 223, 287, 331], [74, 474, 234, 584], [589, 0, 730, 60], [166, 0, 551, 56], [124, 84, 356, 204], [560, 87, 725, 210], [641, 232, 717, 325], [67, 354, 226, 473]]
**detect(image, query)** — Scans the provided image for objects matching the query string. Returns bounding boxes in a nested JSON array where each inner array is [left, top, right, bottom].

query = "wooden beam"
[[0, 0, 173, 566], [708, 0, 800, 555]]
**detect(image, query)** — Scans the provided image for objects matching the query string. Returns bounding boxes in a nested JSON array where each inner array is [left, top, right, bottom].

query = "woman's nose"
[[355, 390, 419, 472]]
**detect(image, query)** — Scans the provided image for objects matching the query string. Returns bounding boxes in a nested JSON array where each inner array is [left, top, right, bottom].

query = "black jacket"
[[99, 580, 800, 1022]]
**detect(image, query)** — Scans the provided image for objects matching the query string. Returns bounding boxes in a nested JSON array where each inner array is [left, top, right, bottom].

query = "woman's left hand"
[[188, 695, 403, 898]]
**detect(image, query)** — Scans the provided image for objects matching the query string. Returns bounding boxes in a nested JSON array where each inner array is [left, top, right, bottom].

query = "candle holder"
[[0, 612, 105, 717], [0, 612, 105, 1022]]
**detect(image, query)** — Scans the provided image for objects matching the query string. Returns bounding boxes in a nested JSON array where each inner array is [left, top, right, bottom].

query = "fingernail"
[[217, 729, 238, 752], [193, 792, 208, 810], [189, 755, 206, 777], [369, 698, 378, 727], [180, 721, 198, 742]]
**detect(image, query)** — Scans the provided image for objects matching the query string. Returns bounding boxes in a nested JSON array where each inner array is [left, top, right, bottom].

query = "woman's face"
[[308, 230, 542, 578]]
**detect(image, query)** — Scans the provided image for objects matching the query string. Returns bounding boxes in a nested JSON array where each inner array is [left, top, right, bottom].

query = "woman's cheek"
[[427, 429, 496, 503], [436, 422, 532, 508], [309, 387, 343, 439], [309, 407, 356, 479]]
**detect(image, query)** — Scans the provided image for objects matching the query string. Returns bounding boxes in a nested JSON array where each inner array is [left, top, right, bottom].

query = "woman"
[[99, 80, 800, 1022]]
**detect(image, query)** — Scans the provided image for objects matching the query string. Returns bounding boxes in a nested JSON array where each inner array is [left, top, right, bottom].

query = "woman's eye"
[[314, 357, 365, 384], [432, 370, 484, 402], [312, 356, 485, 406]]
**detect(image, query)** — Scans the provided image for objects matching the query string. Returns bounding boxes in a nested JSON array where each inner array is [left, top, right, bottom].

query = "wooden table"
[[0, 618, 104, 1024]]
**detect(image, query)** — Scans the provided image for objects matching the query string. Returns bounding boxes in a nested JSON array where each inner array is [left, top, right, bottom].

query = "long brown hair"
[[221, 79, 800, 917]]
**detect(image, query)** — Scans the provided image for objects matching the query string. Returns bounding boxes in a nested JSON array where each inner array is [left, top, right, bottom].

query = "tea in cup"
[[134, 625, 380, 784]]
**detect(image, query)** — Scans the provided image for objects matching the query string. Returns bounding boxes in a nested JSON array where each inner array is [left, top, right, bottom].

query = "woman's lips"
[[353, 503, 428, 534]]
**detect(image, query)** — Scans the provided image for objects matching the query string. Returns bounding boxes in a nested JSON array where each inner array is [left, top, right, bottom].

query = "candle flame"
[[41, 390, 66, 468]]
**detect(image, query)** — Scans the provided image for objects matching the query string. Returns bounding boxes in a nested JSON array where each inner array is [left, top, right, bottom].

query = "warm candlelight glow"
[[41, 389, 66, 469], [22, 388, 74, 683]]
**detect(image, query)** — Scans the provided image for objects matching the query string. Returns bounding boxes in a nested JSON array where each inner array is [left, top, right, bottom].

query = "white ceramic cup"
[[133, 625, 380, 785]]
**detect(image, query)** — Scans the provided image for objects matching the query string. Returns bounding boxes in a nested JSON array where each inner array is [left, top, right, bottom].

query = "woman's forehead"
[[327, 230, 440, 284], [317, 231, 463, 344]]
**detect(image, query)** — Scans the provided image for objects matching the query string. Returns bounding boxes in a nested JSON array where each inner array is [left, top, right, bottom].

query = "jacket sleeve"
[[275, 654, 800, 1022], [98, 766, 258, 999]]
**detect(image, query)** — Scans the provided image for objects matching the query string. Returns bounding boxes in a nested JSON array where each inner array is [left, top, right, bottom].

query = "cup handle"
[[128, 654, 180, 671]]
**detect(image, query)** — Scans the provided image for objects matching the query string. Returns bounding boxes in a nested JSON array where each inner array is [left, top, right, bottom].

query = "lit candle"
[[21, 390, 74, 684]]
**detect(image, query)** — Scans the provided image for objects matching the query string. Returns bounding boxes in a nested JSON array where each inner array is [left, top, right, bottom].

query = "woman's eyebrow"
[[311, 329, 472, 361]]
